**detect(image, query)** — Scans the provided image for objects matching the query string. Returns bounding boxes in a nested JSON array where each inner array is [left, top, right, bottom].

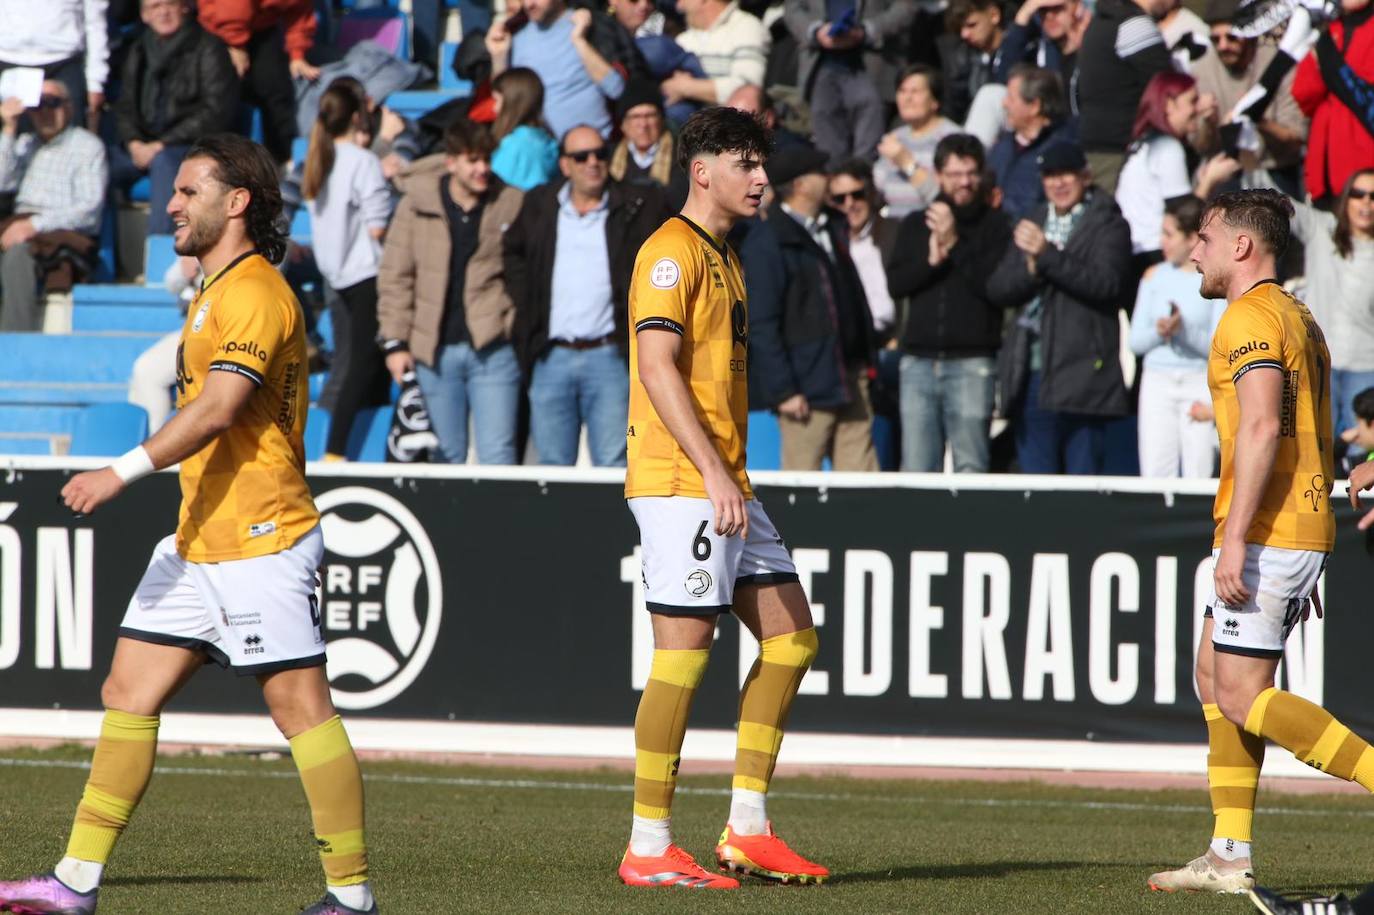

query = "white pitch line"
[[2, 756, 1370, 821]]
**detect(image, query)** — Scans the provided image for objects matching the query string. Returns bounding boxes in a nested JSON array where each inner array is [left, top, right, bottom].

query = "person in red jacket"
[[198, 0, 321, 162], [1291, 0, 1374, 203]]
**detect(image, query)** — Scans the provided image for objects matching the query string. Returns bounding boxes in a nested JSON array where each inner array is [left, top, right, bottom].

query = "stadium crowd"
[[1, 0, 1372, 476]]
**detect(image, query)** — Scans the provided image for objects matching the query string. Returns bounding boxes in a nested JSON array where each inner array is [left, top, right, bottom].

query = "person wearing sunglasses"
[[1190, 0, 1308, 197], [739, 143, 879, 472], [507, 123, 671, 466], [0, 78, 107, 332]]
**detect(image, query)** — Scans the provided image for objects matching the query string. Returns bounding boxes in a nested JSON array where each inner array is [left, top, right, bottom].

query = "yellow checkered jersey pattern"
[[174, 253, 319, 562], [625, 215, 753, 500], [1208, 281, 1334, 551]]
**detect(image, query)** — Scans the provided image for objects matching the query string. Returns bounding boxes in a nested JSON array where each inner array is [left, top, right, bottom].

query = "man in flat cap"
[[988, 141, 1134, 474], [740, 143, 879, 471]]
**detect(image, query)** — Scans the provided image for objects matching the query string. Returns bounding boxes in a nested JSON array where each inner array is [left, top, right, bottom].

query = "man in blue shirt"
[[486, 0, 626, 138]]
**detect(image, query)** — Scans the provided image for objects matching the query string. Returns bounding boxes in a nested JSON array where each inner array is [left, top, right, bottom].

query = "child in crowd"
[[1128, 195, 1225, 478]]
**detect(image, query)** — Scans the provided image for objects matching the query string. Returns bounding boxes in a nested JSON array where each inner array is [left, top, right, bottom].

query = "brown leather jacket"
[[376, 155, 525, 366]]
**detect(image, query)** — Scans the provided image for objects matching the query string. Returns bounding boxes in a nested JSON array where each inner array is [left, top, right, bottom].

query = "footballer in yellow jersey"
[[618, 108, 828, 892], [44, 135, 376, 915], [1150, 190, 1374, 897]]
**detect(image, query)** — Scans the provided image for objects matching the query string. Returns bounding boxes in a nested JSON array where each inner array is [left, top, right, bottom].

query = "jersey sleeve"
[[1213, 300, 1284, 384], [630, 233, 702, 336], [208, 276, 293, 386]]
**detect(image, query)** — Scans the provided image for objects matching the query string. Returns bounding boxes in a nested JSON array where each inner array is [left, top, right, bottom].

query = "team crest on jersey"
[[731, 300, 747, 350], [650, 258, 680, 289], [191, 299, 212, 332]]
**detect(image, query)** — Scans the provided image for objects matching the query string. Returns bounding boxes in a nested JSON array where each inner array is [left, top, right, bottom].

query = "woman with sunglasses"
[[1290, 168, 1374, 466]]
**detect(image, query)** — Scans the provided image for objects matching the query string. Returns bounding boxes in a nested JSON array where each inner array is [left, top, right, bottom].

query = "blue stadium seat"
[[309, 370, 327, 402], [438, 44, 474, 93], [747, 410, 781, 471], [69, 403, 150, 457], [93, 201, 117, 282], [144, 234, 177, 287], [71, 284, 181, 332], [290, 207, 312, 244], [128, 176, 151, 204], [0, 332, 163, 403], [291, 136, 309, 166], [315, 308, 334, 352], [0, 435, 56, 455], [304, 404, 392, 461]]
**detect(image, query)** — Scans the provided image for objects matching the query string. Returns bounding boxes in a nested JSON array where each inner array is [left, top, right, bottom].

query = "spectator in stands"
[[1291, 0, 1374, 204], [507, 124, 669, 466], [1292, 168, 1374, 465], [487, 0, 627, 140], [1190, 0, 1307, 197], [0, 80, 107, 332], [996, 0, 1089, 111], [742, 145, 878, 472], [830, 160, 899, 346], [886, 134, 1011, 473], [378, 120, 525, 464], [725, 83, 808, 149], [301, 82, 393, 461], [782, 0, 917, 167], [939, 0, 1007, 126], [665, 0, 770, 107], [490, 67, 559, 191], [1076, 0, 1172, 192], [0, 0, 109, 128], [111, 0, 238, 236], [129, 255, 199, 431], [608, 81, 688, 206], [1116, 71, 1239, 276], [198, 0, 318, 163], [1128, 195, 1222, 478], [873, 65, 961, 219], [611, 0, 705, 124], [830, 159, 901, 469], [989, 142, 1132, 474], [988, 64, 1074, 220]]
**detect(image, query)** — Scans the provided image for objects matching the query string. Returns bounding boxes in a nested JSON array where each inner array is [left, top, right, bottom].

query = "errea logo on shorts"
[[650, 258, 680, 289], [316, 487, 443, 710]]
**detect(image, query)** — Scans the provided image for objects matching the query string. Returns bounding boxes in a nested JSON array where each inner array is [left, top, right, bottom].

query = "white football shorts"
[[1206, 543, 1326, 658], [628, 496, 799, 614], [120, 525, 327, 675]]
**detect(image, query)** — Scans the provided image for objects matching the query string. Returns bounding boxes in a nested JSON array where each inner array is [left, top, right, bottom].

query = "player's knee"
[[100, 675, 157, 716], [763, 626, 818, 670]]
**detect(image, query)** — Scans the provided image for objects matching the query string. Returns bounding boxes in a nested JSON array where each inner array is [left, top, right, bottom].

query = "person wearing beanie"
[[608, 81, 689, 207]]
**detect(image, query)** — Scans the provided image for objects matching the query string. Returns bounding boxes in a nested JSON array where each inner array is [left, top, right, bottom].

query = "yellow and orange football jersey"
[[1209, 280, 1334, 552], [174, 252, 319, 562], [625, 215, 752, 500]]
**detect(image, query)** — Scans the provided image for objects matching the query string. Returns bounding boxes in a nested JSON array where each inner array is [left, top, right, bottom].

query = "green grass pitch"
[[0, 746, 1370, 913]]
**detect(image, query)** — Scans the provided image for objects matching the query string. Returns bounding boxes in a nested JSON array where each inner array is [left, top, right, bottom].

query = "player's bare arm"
[[637, 327, 748, 539], [61, 370, 258, 515], [1215, 366, 1284, 605]]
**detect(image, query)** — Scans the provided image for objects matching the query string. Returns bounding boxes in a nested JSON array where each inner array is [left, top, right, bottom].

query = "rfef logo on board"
[[315, 487, 443, 710]]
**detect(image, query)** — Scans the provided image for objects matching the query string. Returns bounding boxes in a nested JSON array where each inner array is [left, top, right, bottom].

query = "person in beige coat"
[[377, 119, 525, 464]]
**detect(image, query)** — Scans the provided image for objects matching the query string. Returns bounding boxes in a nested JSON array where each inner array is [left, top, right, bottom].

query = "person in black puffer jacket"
[[111, 0, 239, 235], [988, 141, 1133, 474], [886, 133, 1013, 473]]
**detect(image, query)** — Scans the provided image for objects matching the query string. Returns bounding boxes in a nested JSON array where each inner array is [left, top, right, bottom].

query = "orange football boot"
[[716, 822, 830, 885], [619, 843, 740, 889]]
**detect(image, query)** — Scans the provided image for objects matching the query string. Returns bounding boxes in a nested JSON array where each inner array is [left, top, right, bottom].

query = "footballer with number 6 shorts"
[[1149, 190, 1374, 895], [0, 135, 377, 915], [618, 106, 829, 890]]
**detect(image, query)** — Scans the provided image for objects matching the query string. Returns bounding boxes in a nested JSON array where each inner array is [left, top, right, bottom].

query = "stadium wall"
[[0, 457, 1362, 776]]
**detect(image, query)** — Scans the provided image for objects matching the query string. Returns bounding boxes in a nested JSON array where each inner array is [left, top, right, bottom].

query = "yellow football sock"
[[66, 710, 159, 863], [1204, 702, 1264, 842], [290, 716, 369, 886], [1244, 687, 1374, 789], [733, 628, 818, 794], [633, 648, 710, 819]]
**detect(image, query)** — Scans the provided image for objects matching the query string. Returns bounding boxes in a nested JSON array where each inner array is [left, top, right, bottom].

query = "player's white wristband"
[[110, 445, 155, 484]]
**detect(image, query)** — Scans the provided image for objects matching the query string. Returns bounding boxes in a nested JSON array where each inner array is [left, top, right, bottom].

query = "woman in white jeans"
[[1129, 196, 1224, 478]]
